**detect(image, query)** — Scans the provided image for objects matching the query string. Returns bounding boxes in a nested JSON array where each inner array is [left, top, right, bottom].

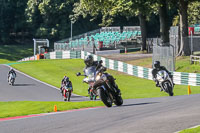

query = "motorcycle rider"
[[84, 55, 121, 95], [60, 76, 68, 93], [152, 61, 174, 91], [8, 68, 16, 82], [62, 77, 73, 101]]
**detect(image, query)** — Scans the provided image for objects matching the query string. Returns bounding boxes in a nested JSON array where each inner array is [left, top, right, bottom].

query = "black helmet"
[[84, 55, 94, 66], [154, 61, 160, 68], [63, 77, 69, 84], [65, 77, 69, 82]]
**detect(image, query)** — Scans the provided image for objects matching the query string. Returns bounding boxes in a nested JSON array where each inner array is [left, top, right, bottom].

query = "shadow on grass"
[[0, 45, 33, 61]]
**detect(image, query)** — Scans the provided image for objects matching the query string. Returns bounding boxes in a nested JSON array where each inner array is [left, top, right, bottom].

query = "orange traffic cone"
[[188, 85, 191, 95], [54, 105, 57, 112]]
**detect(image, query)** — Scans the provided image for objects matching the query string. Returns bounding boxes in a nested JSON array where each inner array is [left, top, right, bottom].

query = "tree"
[[26, 0, 73, 39], [158, 0, 170, 44], [25, 0, 100, 41], [177, 0, 190, 56], [187, 1, 200, 25], [0, 0, 28, 44], [171, 0, 200, 56]]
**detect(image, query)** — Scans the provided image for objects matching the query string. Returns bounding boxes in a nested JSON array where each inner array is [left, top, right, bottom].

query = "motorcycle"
[[62, 84, 72, 101], [8, 73, 16, 86], [156, 70, 174, 96], [77, 63, 123, 107]]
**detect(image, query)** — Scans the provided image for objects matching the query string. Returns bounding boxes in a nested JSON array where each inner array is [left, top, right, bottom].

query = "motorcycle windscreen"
[[84, 66, 96, 81]]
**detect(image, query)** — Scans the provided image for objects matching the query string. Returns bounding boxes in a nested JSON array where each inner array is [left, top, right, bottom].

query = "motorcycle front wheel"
[[99, 88, 112, 107], [63, 90, 68, 101], [11, 78, 14, 86], [164, 82, 174, 96], [114, 95, 123, 106]]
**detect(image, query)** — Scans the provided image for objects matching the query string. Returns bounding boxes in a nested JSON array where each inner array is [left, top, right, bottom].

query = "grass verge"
[[0, 101, 104, 118], [179, 126, 200, 133]]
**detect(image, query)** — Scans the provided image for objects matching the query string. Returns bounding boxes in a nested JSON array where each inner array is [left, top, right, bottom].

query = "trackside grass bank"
[[11, 59, 200, 99], [0, 101, 104, 118], [179, 126, 200, 133]]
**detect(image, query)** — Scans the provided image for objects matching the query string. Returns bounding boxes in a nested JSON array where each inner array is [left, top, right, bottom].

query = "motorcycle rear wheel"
[[90, 92, 97, 100], [90, 92, 94, 100]]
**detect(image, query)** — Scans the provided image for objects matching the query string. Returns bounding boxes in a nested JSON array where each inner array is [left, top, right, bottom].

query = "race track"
[[1, 95, 200, 133], [0, 64, 89, 101], [1, 64, 200, 133]]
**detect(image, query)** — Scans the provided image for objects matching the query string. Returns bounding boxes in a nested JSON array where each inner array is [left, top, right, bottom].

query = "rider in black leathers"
[[152, 61, 173, 91], [83, 55, 120, 95]]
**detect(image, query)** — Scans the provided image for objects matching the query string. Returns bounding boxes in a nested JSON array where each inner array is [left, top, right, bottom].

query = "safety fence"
[[18, 51, 81, 61], [19, 55, 38, 61], [19, 50, 200, 86]]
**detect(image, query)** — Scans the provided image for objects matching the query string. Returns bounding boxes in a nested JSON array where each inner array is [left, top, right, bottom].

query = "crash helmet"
[[65, 77, 69, 82], [10, 68, 14, 71], [84, 55, 94, 67], [153, 61, 160, 68]]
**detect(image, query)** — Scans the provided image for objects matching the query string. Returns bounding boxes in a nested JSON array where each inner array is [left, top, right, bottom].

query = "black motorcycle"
[[77, 64, 123, 107]]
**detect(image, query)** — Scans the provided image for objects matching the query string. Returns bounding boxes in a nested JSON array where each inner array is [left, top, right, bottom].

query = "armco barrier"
[[19, 50, 200, 86]]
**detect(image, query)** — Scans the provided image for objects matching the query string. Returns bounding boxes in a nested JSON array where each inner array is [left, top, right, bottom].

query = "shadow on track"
[[13, 84, 36, 86], [121, 102, 159, 107]]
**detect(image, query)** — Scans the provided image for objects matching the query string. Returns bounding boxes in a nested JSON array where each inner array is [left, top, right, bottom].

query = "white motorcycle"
[[8, 73, 16, 86], [156, 70, 174, 96]]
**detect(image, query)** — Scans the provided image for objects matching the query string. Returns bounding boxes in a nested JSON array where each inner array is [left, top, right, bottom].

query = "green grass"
[[175, 56, 200, 73], [126, 56, 200, 73], [0, 45, 33, 64], [179, 126, 200, 133], [11, 59, 200, 99], [0, 101, 104, 118], [125, 57, 152, 68]]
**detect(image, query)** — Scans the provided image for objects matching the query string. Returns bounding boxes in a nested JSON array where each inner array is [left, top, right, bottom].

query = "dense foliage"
[[0, 0, 199, 51]]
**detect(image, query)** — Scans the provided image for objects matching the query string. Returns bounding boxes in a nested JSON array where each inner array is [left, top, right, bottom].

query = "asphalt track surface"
[[0, 64, 89, 101], [1, 64, 200, 133]]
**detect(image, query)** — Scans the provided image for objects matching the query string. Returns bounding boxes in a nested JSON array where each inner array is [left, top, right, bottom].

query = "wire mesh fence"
[[153, 44, 175, 71]]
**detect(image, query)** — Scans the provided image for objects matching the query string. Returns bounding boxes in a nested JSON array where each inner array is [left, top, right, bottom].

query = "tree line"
[[0, 0, 200, 55]]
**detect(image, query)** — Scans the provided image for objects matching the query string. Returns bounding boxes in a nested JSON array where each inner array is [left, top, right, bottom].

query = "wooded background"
[[0, 0, 199, 55]]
